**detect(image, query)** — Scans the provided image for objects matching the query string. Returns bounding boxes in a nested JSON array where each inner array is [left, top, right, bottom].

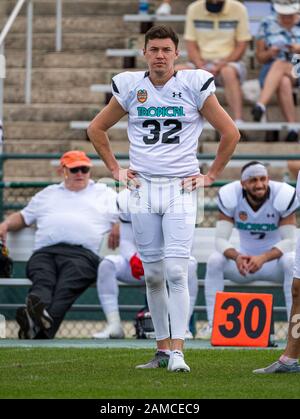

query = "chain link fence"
[[1, 320, 289, 341], [0, 180, 292, 341]]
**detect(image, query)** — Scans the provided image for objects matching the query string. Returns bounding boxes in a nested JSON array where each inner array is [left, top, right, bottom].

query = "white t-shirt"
[[217, 180, 299, 255], [21, 181, 119, 255], [112, 69, 216, 177]]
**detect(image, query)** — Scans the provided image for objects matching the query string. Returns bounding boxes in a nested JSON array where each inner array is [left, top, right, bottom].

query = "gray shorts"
[[187, 60, 247, 85]]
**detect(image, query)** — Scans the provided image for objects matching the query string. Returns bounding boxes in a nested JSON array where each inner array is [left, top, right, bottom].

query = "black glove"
[[0, 244, 13, 278]]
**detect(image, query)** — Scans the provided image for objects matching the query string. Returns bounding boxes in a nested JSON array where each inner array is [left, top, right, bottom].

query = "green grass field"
[[0, 348, 299, 399]]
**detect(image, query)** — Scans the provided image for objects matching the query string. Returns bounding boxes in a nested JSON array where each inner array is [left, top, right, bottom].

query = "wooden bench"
[[0, 227, 287, 317]]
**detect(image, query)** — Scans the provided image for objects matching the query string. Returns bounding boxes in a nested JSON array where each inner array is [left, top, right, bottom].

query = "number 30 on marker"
[[211, 292, 273, 347]]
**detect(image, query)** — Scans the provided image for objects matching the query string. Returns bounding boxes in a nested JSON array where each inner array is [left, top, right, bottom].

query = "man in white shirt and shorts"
[[88, 25, 240, 372]]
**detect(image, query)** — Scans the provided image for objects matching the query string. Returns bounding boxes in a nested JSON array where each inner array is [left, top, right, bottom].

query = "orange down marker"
[[211, 292, 273, 347]]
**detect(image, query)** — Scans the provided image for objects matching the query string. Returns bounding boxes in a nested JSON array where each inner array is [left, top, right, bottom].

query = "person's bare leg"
[[157, 338, 171, 351], [287, 161, 300, 179], [171, 338, 184, 351], [253, 279, 300, 373], [283, 279, 300, 359], [259, 61, 293, 106], [277, 75, 296, 122], [220, 65, 243, 121]]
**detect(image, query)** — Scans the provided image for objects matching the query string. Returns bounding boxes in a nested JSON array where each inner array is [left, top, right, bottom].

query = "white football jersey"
[[112, 69, 216, 177], [217, 181, 299, 255]]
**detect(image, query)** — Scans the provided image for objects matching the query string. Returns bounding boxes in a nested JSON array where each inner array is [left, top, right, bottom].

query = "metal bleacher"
[[69, 1, 300, 140]]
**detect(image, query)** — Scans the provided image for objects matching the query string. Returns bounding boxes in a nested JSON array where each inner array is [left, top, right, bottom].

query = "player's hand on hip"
[[181, 174, 215, 191], [112, 168, 140, 189]]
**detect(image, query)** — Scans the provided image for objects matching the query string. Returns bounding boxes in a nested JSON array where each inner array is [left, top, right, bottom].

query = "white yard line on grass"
[[0, 339, 287, 350]]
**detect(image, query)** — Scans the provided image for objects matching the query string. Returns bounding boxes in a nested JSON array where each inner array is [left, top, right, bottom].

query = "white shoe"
[[185, 330, 194, 340], [168, 351, 190, 372], [92, 324, 125, 339], [156, 2, 172, 15], [197, 325, 212, 340]]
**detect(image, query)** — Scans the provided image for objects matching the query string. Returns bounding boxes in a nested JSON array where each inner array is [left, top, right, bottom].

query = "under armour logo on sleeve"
[[172, 92, 182, 98]]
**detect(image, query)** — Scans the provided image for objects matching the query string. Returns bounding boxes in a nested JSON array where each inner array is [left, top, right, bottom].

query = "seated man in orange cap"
[[0, 150, 119, 339]]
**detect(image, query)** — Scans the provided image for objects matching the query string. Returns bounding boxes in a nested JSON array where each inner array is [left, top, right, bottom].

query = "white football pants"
[[97, 255, 198, 331], [205, 251, 295, 325]]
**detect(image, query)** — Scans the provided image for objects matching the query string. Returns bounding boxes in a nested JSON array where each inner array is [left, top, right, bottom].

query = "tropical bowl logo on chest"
[[239, 211, 248, 222], [137, 89, 148, 103]]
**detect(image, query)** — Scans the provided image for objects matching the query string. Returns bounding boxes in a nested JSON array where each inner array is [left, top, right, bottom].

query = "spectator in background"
[[156, 0, 172, 15], [181, 0, 251, 123], [252, 1, 300, 142], [0, 151, 119, 339]]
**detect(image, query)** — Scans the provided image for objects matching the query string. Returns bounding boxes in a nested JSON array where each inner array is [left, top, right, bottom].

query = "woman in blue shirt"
[[252, 1, 300, 142]]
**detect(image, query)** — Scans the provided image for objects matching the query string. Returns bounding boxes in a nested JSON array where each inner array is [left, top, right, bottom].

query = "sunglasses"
[[69, 166, 90, 174]]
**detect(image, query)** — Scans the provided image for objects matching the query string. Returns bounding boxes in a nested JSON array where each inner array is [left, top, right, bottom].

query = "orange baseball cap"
[[60, 150, 93, 169]]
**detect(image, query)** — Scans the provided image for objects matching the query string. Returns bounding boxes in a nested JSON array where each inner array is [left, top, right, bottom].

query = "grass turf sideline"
[[0, 348, 299, 399]]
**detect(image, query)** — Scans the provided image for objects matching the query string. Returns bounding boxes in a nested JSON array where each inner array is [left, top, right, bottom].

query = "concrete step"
[[6, 0, 192, 17], [202, 142, 300, 155], [5, 87, 103, 104], [6, 51, 122, 69], [6, 0, 139, 16], [5, 121, 128, 142], [5, 121, 85, 141], [5, 68, 117, 87], [9, 15, 185, 35], [4, 139, 69, 154], [4, 139, 129, 154], [5, 33, 126, 50], [4, 104, 100, 122], [9, 102, 291, 123], [69, 140, 129, 154], [10, 16, 139, 34]]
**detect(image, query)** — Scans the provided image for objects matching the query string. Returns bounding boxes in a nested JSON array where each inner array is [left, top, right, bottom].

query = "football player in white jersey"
[[93, 188, 199, 340], [254, 170, 300, 374], [88, 25, 240, 372], [201, 161, 298, 340]]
